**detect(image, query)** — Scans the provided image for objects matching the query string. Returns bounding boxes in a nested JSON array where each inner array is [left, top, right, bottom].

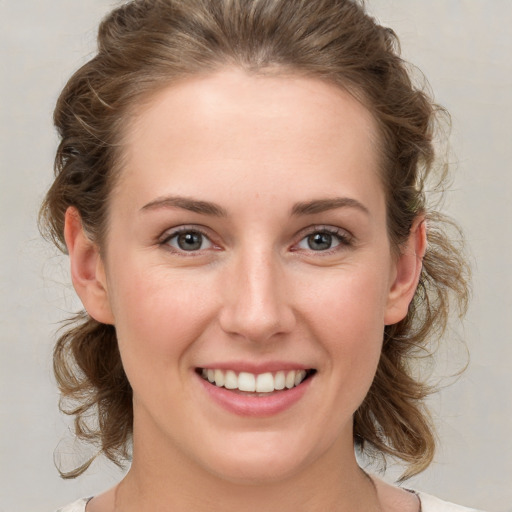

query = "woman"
[[40, 0, 477, 510]]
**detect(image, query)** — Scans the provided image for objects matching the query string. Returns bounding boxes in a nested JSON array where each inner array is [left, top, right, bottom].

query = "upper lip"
[[196, 361, 314, 374]]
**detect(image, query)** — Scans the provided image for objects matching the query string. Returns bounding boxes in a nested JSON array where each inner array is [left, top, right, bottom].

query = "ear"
[[384, 217, 427, 326], [64, 207, 115, 325]]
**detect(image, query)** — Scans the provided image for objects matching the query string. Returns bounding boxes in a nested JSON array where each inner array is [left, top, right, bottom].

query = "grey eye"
[[307, 232, 336, 251], [296, 229, 348, 252], [167, 231, 212, 251]]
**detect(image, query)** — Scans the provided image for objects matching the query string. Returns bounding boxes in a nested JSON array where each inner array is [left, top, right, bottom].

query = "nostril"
[[218, 308, 297, 343]]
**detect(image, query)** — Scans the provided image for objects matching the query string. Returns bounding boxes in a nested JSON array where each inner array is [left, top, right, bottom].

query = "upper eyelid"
[[156, 224, 353, 249], [158, 227, 218, 257], [158, 224, 213, 243], [296, 224, 353, 240], [288, 225, 354, 253]]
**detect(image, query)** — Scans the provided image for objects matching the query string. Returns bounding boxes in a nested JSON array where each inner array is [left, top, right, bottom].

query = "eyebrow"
[[140, 195, 369, 218], [291, 197, 370, 216], [141, 196, 228, 217]]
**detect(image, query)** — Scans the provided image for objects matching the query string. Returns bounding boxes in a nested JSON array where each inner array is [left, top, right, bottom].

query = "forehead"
[[115, 68, 382, 212]]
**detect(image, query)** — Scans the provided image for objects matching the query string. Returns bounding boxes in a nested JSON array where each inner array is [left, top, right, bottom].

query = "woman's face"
[[89, 69, 417, 482]]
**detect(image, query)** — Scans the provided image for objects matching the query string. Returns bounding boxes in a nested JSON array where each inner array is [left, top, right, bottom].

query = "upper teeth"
[[201, 369, 309, 393]]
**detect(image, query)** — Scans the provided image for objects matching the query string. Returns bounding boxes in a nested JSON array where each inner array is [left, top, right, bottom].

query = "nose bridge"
[[219, 243, 294, 342]]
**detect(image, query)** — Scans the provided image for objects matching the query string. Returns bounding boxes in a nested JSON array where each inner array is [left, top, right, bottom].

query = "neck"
[[114, 423, 381, 512]]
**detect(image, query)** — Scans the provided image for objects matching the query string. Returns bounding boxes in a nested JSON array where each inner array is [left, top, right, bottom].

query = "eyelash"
[[292, 226, 354, 255], [159, 226, 216, 255], [158, 225, 353, 256]]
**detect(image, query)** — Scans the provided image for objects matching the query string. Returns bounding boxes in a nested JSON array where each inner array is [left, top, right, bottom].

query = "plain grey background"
[[1, 1, 511, 511]]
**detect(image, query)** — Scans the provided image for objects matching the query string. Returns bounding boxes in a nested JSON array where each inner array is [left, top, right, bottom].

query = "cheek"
[[108, 264, 218, 371], [301, 265, 389, 333], [299, 267, 388, 386]]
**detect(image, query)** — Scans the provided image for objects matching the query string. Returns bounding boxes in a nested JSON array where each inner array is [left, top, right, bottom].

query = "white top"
[[416, 492, 483, 511], [56, 493, 484, 511]]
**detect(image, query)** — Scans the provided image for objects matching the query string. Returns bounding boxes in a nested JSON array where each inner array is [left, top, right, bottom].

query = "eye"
[[163, 229, 214, 252], [295, 227, 352, 252]]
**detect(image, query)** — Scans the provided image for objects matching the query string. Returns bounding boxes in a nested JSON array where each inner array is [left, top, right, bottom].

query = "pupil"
[[308, 232, 332, 251], [178, 232, 202, 251]]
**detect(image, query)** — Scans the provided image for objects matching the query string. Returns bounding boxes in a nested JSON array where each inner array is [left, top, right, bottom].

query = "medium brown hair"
[[40, 0, 469, 479]]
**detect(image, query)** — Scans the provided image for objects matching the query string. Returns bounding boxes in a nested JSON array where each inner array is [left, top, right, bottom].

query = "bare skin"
[[87, 475, 420, 512], [68, 69, 426, 512]]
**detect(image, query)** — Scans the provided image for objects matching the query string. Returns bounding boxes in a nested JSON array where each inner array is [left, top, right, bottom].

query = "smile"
[[198, 368, 316, 394]]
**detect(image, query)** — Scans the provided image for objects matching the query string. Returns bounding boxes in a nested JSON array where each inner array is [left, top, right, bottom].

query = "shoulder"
[[55, 497, 90, 512], [417, 492, 485, 512]]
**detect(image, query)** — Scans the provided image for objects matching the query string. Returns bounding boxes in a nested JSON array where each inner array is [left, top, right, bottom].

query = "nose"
[[218, 248, 296, 343]]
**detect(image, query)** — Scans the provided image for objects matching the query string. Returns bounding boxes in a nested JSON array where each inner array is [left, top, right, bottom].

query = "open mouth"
[[197, 368, 316, 394]]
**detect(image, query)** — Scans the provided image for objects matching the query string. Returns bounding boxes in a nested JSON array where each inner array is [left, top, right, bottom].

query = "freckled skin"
[[71, 69, 422, 511]]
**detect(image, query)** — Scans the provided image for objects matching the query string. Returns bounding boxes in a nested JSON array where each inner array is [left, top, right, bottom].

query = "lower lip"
[[197, 373, 313, 417]]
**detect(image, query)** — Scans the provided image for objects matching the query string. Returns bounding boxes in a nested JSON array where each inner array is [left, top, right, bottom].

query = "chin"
[[197, 432, 324, 485]]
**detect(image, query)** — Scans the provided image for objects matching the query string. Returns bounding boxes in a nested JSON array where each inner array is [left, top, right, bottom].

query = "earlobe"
[[64, 207, 115, 325], [384, 217, 427, 326]]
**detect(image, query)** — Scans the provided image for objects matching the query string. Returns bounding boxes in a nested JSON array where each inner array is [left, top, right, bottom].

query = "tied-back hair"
[[40, 0, 470, 479]]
